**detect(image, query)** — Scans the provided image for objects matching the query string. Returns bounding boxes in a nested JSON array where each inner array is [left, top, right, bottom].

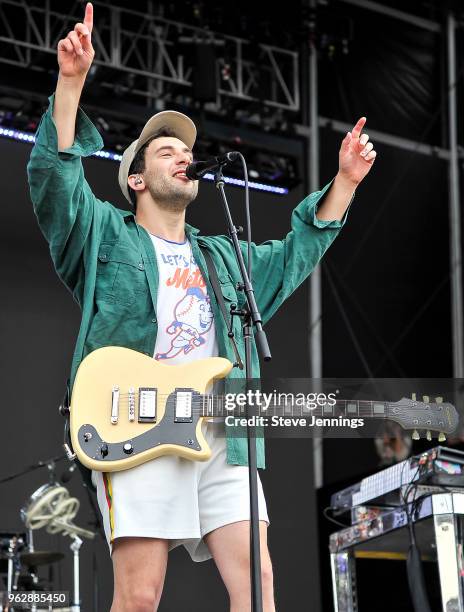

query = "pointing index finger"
[[84, 2, 93, 33], [351, 117, 366, 140]]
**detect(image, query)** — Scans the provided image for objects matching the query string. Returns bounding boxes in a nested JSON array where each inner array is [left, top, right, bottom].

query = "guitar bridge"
[[128, 387, 135, 422], [111, 386, 120, 424]]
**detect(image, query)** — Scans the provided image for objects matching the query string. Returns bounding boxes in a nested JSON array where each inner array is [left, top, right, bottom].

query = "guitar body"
[[70, 346, 233, 472], [69, 347, 458, 473]]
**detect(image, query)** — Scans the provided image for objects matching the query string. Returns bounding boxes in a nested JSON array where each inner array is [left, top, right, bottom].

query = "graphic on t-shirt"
[[155, 286, 214, 360], [152, 235, 217, 363]]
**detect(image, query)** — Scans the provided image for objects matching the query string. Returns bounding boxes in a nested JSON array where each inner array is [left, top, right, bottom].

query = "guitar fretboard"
[[198, 396, 390, 419]]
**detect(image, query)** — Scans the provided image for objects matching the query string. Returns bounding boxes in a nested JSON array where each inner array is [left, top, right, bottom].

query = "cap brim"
[[137, 110, 196, 153]]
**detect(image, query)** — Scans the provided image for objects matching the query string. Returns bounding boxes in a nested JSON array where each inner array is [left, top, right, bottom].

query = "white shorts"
[[92, 420, 269, 562]]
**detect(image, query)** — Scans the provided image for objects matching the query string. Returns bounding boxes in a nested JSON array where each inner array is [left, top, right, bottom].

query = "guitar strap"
[[200, 247, 244, 370]]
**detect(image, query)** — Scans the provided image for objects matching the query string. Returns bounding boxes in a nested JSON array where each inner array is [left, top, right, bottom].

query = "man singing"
[[27, 4, 376, 611]]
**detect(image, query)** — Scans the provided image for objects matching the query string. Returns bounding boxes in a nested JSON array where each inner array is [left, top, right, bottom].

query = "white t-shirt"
[[150, 234, 219, 364]]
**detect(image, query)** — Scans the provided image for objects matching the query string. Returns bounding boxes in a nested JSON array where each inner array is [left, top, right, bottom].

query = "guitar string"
[[96, 392, 439, 415], [113, 391, 439, 405], [98, 395, 398, 410], [79, 393, 445, 421], [113, 392, 425, 405], [80, 399, 443, 419]]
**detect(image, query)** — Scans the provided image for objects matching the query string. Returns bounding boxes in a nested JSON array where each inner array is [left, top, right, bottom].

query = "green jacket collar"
[[117, 208, 200, 237]]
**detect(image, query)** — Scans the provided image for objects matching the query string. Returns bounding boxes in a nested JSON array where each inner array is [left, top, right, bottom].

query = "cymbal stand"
[[69, 536, 82, 612], [5, 535, 22, 612]]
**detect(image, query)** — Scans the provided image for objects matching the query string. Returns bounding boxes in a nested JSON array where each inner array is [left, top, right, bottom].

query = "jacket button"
[[138, 263, 145, 270], [151, 318, 156, 323]]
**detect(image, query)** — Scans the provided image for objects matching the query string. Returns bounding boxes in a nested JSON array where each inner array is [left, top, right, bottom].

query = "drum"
[[20, 484, 79, 532]]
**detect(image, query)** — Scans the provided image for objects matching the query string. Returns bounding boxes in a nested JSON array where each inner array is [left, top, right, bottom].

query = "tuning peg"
[[423, 395, 430, 403], [411, 393, 417, 401], [412, 429, 420, 440], [438, 432, 446, 442], [435, 397, 443, 403], [426, 430, 432, 441]]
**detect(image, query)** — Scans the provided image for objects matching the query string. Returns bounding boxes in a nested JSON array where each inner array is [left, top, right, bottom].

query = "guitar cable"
[[401, 459, 432, 612]]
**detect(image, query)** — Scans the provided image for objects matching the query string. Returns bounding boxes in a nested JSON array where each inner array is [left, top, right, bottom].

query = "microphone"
[[185, 151, 240, 180]]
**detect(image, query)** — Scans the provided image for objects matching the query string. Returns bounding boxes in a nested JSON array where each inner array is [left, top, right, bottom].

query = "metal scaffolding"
[[0, 0, 299, 112]]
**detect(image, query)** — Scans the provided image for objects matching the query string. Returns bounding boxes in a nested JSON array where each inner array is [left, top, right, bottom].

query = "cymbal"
[[20, 551, 65, 567], [0, 550, 65, 573]]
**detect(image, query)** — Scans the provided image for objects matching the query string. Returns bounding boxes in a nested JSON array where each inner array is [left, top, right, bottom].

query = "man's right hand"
[[57, 2, 94, 79]]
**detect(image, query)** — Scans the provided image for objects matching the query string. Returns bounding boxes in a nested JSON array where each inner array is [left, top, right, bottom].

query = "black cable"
[[237, 153, 252, 283], [322, 506, 351, 528], [0, 455, 67, 485], [400, 459, 432, 612]]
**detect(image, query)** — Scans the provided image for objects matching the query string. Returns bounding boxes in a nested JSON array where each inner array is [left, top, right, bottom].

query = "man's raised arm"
[[54, 2, 95, 149], [316, 116, 377, 221], [27, 2, 109, 303], [233, 117, 377, 325]]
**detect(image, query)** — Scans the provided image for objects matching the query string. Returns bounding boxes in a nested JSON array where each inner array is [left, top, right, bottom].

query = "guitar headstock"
[[387, 394, 459, 441]]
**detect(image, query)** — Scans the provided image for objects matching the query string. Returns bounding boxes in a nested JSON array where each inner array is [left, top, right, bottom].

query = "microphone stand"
[[214, 165, 271, 612]]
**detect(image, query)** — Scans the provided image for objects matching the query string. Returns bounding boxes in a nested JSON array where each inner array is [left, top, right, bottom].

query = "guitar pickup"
[[138, 388, 157, 423], [175, 391, 193, 423]]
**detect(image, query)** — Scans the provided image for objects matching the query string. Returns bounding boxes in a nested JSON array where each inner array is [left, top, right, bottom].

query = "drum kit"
[[1, 467, 96, 612]]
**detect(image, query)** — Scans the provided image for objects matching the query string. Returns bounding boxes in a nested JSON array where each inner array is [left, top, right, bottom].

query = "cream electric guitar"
[[70, 346, 459, 473]]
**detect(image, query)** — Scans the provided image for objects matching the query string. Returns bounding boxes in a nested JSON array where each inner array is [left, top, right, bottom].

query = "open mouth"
[[173, 170, 188, 181]]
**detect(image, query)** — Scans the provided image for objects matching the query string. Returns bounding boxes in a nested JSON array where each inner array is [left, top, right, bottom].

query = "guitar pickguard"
[[77, 389, 204, 465]]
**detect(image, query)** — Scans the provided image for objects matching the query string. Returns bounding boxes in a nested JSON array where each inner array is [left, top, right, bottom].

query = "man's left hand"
[[338, 117, 376, 187]]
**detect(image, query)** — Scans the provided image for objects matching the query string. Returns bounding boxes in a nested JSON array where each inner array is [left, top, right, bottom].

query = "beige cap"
[[118, 110, 197, 204]]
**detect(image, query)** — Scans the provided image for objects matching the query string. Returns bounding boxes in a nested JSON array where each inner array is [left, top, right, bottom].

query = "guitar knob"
[[412, 429, 420, 440], [435, 397, 443, 403], [123, 443, 134, 455], [100, 443, 109, 457], [423, 395, 430, 403], [426, 430, 432, 441], [438, 432, 446, 442]]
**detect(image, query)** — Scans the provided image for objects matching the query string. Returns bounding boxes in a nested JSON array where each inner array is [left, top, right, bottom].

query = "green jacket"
[[27, 96, 349, 468]]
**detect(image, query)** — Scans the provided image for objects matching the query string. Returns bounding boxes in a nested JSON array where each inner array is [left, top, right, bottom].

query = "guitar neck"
[[199, 395, 390, 419]]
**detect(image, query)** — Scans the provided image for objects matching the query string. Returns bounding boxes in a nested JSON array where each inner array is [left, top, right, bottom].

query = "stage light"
[[0, 127, 35, 142], [202, 172, 288, 195], [0, 128, 289, 194]]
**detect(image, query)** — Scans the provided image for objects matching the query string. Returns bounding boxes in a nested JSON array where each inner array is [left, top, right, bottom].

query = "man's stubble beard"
[[146, 170, 199, 213]]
